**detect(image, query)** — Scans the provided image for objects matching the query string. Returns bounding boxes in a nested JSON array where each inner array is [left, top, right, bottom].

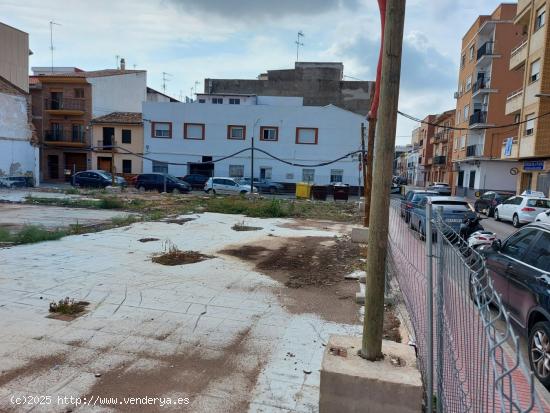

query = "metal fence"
[[386, 200, 546, 412]]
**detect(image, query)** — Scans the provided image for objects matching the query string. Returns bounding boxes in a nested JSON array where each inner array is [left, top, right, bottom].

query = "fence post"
[[435, 206, 444, 413], [426, 201, 434, 413]]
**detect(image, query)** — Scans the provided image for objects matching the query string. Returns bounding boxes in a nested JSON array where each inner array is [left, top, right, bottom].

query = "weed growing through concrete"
[[232, 220, 263, 231], [151, 240, 214, 266], [49, 297, 89, 315]]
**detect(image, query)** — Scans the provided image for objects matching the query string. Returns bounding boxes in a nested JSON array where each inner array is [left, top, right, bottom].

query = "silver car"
[[204, 177, 257, 195]]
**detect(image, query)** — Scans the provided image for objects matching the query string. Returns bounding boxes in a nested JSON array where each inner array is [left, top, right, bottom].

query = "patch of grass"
[[64, 187, 80, 195], [0, 227, 11, 243], [232, 220, 263, 231], [49, 297, 89, 315], [151, 241, 214, 266], [12, 225, 66, 244], [98, 197, 124, 209], [110, 215, 141, 226]]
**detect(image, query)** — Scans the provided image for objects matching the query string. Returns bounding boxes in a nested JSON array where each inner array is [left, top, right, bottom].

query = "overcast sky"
[[1, 0, 504, 145]]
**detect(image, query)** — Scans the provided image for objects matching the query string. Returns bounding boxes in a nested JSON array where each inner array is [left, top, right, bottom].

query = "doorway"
[[260, 167, 272, 180], [189, 156, 214, 177], [97, 157, 112, 172], [47, 155, 59, 179], [468, 170, 476, 189]]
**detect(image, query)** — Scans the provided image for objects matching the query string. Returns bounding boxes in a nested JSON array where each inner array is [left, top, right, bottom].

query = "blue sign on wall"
[[524, 160, 544, 171]]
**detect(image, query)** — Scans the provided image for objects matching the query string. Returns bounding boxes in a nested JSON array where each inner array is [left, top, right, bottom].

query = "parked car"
[[400, 190, 438, 223], [135, 173, 190, 194], [494, 193, 550, 227], [409, 196, 475, 239], [72, 170, 126, 188], [180, 174, 210, 190], [427, 183, 452, 196], [238, 178, 284, 194], [204, 177, 257, 195], [0, 176, 32, 188], [480, 223, 550, 387], [535, 209, 550, 223], [474, 191, 514, 217]]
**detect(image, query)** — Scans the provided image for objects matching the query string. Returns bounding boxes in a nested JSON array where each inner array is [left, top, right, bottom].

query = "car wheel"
[[529, 321, 550, 387], [513, 214, 521, 228], [270, 187, 277, 194], [494, 209, 500, 221], [487, 207, 494, 218]]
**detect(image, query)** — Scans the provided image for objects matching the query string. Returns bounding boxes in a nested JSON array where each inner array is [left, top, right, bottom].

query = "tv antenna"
[[49, 21, 61, 73], [162, 72, 172, 93], [115, 55, 120, 69], [295, 31, 304, 62]]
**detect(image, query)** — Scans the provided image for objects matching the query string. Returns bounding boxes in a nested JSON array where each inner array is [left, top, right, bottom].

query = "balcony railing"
[[44, 97, 86, 111], [44, 130, 87, 144], [96, 139, 116, 150], [469, 111, 488, 126], [472, 78, 492, 93], [477, 42, 495, 59], [433, 156, 447, 165], [466, 144, 483, 157]]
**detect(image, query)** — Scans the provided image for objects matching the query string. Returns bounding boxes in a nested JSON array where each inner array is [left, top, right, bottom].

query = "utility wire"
[[398, 110, 550, 131]]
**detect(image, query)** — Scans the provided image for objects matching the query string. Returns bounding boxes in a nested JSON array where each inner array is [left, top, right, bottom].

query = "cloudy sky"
[[1, 0, 504, 145]]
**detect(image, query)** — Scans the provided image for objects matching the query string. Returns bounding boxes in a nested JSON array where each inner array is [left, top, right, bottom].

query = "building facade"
[[142, 96, 365, 185], [90, 112, 143, 176], [0, 22, 38, 184], [431, 110, 455, 185], [417, 114, 437, 186], [204, 62, 374, 116], [505, 0, 550, 195], [453, 3, 522, 197]]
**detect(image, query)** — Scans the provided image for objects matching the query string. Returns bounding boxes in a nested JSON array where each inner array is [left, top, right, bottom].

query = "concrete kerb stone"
[[351, 227, 369, 244], [319, 335, 422, 413]]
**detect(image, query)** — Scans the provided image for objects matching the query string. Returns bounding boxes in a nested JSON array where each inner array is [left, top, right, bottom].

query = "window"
[[121, 129, 131, 144], [302, 169, 315, 182], [102, 127, 114, 146], [465, 75, 472, 91], [525, 113, 535, 135], [227, 125, 246, 140], [456, 109, 460, 124], [535, 6, 546, 31], [72, 124, 84, 142], [198, 99, 205, 103], [260, 126, 278, 141], [184, 123, 205, 140], [460, 135, 466, 149], [530, 59, 541, 82], [469, 45, 475, 61], [461, 54, 466, 69], [523, 231, 550, 272], [212, 98, 223, 104], [74, 88, 84, 98], [296, 127, 318, 144], [152, 161, 168, 173], [122, 159, 132, 174], [454, 136, 459, 151], [463, 104, 470, 120], [228, 165, 244, 178], [502, 228, 539, 260], [330, 169, 343, 183], [152, 122, 171, 138], [229, 98, 240, 105], [260, 167, 272, 179]]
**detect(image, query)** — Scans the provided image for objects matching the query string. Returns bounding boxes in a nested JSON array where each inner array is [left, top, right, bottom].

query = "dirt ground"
[[221, 236, 365, 325]]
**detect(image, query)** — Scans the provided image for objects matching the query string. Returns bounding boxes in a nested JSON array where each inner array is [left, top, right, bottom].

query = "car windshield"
[[527, 199, 550, 208], [411, 193, 432, 202]]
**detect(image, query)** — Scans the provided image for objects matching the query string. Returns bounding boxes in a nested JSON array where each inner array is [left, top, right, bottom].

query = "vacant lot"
[[0, 213, 363, 412]]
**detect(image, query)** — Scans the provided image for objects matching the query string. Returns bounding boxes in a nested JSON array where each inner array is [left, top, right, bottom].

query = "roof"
[[91, 112, 142, 125], [147, 87, 179, 102], [33, 69, 145, 79], [196, 92, 257, 97], [0, 75, 27, 96]]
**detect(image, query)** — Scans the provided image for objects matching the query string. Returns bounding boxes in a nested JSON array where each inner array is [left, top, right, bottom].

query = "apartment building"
[[431, 110, 455, 185], [142, 95, 365, 185], [505, 0, 550, 195], [416, 114, 437, 186], [90, 112, 143, 176], [453, 3, 522, 197], [0, 22, 38, 184], [204, 62, 374, 116], [30, 75, 92, 181]]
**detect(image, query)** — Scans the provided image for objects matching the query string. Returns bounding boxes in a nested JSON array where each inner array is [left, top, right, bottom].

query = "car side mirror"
[[492, 239, 502, 251]]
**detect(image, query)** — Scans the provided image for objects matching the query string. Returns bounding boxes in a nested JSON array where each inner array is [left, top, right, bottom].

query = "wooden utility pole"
[[362, 0, 406, 361], [364, 118, 376, 227]]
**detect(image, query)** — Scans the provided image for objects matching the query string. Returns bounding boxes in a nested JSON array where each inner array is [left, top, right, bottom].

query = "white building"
[[142, 95, 366, 185]]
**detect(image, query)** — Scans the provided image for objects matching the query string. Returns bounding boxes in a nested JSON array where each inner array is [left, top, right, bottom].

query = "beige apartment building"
[[505, 0, 550, 195], [453, 3, 522, 197], [90, 112, 143, 177]]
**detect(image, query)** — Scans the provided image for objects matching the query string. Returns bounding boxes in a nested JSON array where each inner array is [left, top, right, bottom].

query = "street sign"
[[523, 160, 544, 171]]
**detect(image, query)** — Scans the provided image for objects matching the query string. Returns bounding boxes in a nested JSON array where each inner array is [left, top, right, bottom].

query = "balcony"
[[433, 156, 447, 165], [466, 144, 483, 158], [44, 130, 87, 146], [472, 78, 496, 97], [509, 41, 527, 71], [505, 89, 523, 115], [477, 41, 495, 60], [95, 140, 117, 151], [44, 98, 86, 115], [469, 111, 489, 128]]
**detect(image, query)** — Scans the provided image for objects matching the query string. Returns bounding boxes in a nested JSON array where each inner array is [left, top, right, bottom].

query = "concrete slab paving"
[[0, 213, 360, 412]]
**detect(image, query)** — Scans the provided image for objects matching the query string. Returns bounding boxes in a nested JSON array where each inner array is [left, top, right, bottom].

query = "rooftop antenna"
[[295, 31, 304, 62], [179, 90, 183, 101], [49, 21, 61, 73], [194, 80, 200, 94], [115, 55, 120, 69], [162, 72, 172, 93]]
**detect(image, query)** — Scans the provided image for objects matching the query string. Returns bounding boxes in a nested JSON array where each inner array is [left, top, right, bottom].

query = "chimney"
[[120, 58, 126, 71]]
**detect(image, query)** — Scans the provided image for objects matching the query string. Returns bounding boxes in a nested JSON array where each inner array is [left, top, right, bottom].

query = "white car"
[[535, 209, 550, 223], [494, 193, 550, 227], [204, 177, 257, 195]]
